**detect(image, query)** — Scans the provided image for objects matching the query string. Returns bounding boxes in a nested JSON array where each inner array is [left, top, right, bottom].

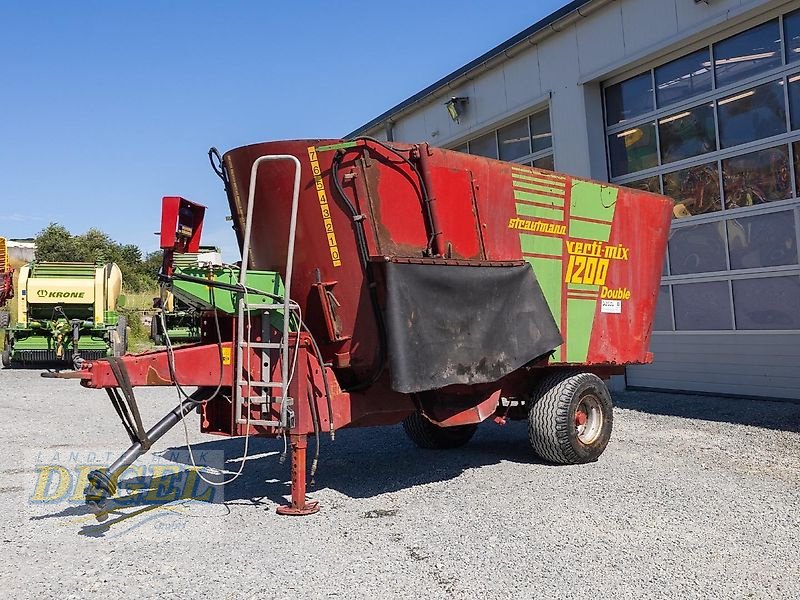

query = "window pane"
[[785, 8, 800, 64], [653, 286, 673, 331], [718, 80, 786, 148], [452, 144, 468, 154], [622, 176, 660, 194], [658, 103, 716, 163], [673, 281, 733, 330], [722, 145, 792, 208], [605, 72, 654, 126], [663, 162, 721, 218], [727, 210, 798, 270], [713, 20, 781, 87], [608, 123, 658, 177], [733, 276, 800, 330], [469, 131, 497, 159], [497, 118, 530, 161], [655, 49, 713, 107], [530, 108, 553, 153], [789, 74, 800, 130], [795, 141, 800, 196], [668, 221, 727, 275], [532, 154, 554, 171]]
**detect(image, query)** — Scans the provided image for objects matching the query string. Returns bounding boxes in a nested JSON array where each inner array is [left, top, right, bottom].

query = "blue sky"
[[1, 1, 568, 259]]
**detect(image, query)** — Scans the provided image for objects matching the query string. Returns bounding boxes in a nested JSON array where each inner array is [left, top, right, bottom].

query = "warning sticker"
[[601, 299, 622, 314]]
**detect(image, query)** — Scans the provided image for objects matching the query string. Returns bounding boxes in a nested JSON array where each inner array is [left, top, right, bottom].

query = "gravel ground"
[[0, 367, 798, 599]]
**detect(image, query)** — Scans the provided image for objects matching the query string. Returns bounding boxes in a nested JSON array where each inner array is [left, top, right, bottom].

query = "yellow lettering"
[[144, 465, 182, 503], [31, 465, 72, 502]]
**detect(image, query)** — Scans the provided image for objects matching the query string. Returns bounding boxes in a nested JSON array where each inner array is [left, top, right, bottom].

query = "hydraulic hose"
[[331, 152, 387, 392]]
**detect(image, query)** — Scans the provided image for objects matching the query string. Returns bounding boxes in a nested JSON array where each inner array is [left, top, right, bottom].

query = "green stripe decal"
[[566, 299, 595, 362], [568, 219, 611, 241], [527, 257, 563, 362], [520, 233, 562, 257], [516, 203, 564, 221], [568, 282, 599, 291], [569, 180, 618, 222], [514, 189, 565, 206], [512, 180, 566, 195]]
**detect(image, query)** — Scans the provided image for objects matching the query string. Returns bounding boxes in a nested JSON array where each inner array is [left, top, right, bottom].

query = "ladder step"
[[237, 379, 283, 388], [237, 341, 281, 349]]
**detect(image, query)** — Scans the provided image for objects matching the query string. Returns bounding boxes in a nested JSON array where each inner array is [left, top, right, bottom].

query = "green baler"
[[2, 262, 127, 368]]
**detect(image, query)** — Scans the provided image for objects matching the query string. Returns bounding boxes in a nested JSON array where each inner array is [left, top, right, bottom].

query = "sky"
[[1, 1, 569, 259]]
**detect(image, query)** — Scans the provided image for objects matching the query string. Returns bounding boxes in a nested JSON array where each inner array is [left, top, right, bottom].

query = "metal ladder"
[[233, 154, 302, 430]]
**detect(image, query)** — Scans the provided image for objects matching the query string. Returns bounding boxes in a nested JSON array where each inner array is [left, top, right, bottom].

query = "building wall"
[[371, 0, 788, 178], [359, 0, 800, 400]]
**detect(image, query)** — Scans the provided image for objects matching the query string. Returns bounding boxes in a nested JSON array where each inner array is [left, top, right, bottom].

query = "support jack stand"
[[276, 433, 320, 516]]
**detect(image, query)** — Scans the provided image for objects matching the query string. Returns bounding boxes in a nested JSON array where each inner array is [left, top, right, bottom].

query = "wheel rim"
[[575, 392, 603, 445]]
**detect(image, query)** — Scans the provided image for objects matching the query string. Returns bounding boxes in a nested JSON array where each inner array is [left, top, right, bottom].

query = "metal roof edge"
[[345, 0, 595, 138]]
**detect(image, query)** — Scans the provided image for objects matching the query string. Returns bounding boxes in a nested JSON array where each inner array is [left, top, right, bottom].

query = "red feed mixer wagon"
[[50, 138, 671, 517]]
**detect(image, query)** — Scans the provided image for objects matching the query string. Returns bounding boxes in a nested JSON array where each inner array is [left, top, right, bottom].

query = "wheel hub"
[[575, 392, 603, 445]]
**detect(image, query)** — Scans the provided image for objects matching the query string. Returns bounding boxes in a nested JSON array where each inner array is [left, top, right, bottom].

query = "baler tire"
[[402, 412, 477, 449], [150, 315, 163, 346], [0, 311, 9, 329], [528, 371, 613, 465]]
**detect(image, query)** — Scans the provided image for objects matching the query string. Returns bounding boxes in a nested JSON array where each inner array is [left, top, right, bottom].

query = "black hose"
[[331, 153, 387, 392]]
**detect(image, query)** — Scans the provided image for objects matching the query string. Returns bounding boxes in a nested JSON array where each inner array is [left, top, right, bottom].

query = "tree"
[[34, 224, 78, 262], [34, 223, 159, 293]]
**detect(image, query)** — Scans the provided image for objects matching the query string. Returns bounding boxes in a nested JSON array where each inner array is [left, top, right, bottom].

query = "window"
[[603, 8, 800, 332], [655, 49, 713, 108], [672, 281, 733, 330], [727, 211, 798, 270], [713, 20, 781, 87], [653, 286, 674, 331], [789, 74, 800, 130], [658, 102, 716, 163], [662, 162, 721, 218], [721, 145, 792, 208], [668, 221, 728, 275], [732, 276, 800, 329], [605, 72, 654, 126], [532, 154, 554, 171], [717, 80, 786, 148], [530, 108, 553, 153], [623, 176, 660, 194], [608, 123, 658, 177], [451, 106, 554, 168], [497, 118, 530, 161], [786, 9, 800, 64], [469, 131, 498, 159]]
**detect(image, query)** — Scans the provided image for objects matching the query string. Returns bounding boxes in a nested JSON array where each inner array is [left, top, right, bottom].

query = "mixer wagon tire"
[[402, 412, 478, 449], [0, 311, 9, 329], [528, 371, 612, 465]]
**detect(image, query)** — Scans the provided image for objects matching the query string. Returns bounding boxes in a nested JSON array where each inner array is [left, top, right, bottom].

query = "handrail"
[[240, 154, 302, 426]]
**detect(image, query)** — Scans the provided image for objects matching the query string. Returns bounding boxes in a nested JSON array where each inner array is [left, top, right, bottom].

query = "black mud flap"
[[384, 261, 562, 393]]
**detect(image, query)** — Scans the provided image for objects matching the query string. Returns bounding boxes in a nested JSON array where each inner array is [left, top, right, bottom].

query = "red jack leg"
[[277, 433, 320, 516]]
